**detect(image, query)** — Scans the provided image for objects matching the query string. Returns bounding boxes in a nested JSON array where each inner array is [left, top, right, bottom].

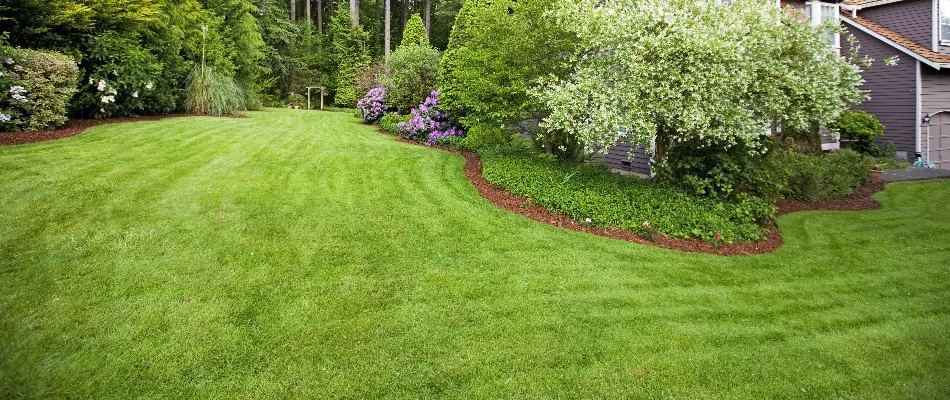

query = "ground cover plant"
[[1, 110, 948, 398], [480, 153, 773, 242]]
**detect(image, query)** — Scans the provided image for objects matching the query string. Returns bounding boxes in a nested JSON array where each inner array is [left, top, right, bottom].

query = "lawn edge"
[[374, 127, 889, 256]]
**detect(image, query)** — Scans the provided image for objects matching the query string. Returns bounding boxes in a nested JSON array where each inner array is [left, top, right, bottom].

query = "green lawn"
[[1, 108, 948, 398]]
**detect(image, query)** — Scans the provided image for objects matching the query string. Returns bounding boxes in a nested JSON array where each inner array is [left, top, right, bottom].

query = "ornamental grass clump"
[[397, 90, 464, 145], [357, 87, 387, 123]]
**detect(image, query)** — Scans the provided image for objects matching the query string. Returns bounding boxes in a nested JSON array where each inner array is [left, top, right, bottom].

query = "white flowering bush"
[[0, 46, 79, 131], [75, 31, 163, 118], [535, 0, 866, 170]]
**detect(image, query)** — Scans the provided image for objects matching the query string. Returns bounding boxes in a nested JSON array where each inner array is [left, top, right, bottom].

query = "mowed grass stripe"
[[0, 109, 947, 398]]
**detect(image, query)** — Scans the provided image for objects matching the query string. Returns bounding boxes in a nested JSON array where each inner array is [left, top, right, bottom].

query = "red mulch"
[[377, 128, 885, 256], [0, 114, 245, 146], [776, 181, 884, 215]]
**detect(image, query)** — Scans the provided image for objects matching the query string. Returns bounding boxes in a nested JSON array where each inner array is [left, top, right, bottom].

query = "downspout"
[[915, 60, 923, 159]]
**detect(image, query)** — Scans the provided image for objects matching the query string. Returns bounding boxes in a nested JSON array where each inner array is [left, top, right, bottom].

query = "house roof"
[[842, 0, 907, 9], [840, 13, 950, 69]]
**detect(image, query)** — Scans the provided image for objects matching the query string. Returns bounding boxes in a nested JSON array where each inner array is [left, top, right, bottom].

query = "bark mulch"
[[0, 114, 244, 146], [379, 129, 885, 256]]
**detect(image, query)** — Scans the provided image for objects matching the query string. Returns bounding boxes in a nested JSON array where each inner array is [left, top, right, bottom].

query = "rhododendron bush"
[[397, 90, 464, 145], [535, 0, 866, 168], [357, 87, 387, 123]]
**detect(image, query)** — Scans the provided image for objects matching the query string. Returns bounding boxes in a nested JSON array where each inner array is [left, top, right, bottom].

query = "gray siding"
[[921, 65, 950, 116], [860, 0, 933, 49], [846, 25, 919, 154], [598, 139, 652, 176]]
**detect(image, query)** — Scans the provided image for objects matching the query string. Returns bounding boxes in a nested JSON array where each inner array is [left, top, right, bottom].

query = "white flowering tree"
[[536, 0, 867, 166]]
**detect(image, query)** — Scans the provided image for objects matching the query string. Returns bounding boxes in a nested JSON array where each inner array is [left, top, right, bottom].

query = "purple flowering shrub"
[[357, 87, 387, 123], [397, 90, 465, 145]]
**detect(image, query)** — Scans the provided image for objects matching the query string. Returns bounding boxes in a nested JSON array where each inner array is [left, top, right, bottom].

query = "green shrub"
[[830, 110, 885, 156], [75, 31, 167, 118], [463, 125, 511, 150], [383, 44, 441, 113], [0, 46, 79, 131], [379, 113, 411, 134], [400, 14, 430, 48], [330, 8, 371, 108], [184, 65, 245, 116], [659, 136, 789, 200], [782, 149, 873, 201], [286, 93, 306, 107], [435, 135, 467, 149], [481, 153, 774, 242], [439, 0, 575, 129]]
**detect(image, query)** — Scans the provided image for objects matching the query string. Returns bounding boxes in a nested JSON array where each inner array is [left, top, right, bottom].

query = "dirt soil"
[[379, 129, 885, 256]]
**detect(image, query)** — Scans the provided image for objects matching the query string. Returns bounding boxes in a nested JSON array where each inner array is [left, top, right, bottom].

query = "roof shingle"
[[841, 13, 950, 65]]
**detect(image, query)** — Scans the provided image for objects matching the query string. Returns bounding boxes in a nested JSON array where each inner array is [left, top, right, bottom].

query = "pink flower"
[[713, 232, 721, 240], [642, 221, 650, 228]]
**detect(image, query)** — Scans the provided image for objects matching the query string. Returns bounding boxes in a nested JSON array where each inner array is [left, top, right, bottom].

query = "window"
[[942, 0, 950, 44], [805, 1, 840, 48]]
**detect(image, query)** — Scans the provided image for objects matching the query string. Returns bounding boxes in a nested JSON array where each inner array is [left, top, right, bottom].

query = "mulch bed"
[[379, 128, 885, 256], [0, 114, 244, 146]]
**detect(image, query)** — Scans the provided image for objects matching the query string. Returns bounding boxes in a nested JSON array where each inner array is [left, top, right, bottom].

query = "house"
[[840, 0, 950, 169]]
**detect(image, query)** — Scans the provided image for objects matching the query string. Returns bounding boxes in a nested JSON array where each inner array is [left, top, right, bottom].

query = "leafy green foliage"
[[0, 0, 161, 51], [330, 8, 371, 107], [481, 153, 773, 242], [382, 44, 440, 112], [439, 0, 575, 128], [379, 112, 411, 134], [400, 14, 430, 48], [74, 31, 165, 118], [185, 65, 245, 116], [830, 110, 885, 156], [0, 47, 79, 131], [659, 136, 789, 200], [782, 149, 873, 201], [462, 124, 522, 151], [537, 0, 866, 168]]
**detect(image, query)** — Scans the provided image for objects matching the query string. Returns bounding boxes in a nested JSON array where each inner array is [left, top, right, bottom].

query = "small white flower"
[[100, 108, 105, 113], [88, 77, 94, 85], [132, 91, 139, 98], [4, 58, 13, 65], [144, 82, 153, 90], [585, 218, 592, 223], [0, 113, 10, 122], [100, 95, 115, 103], [111, 70, 118, 76], [97, 79, 107, 92], [108, 88, 117, 96]]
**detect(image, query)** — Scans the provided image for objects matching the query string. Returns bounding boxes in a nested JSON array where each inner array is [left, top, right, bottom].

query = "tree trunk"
[[305, 0, 311, 23], [424, 0, 430, 37], [290, 0, 296, 20], [317, 0, 323, 33], [350, 0, 360, 27], [384, 0, 391, 58], [401, 0, 408, 33]]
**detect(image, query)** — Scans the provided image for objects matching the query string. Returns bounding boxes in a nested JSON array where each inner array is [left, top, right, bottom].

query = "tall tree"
[[305, 0, 311, 22], [317, 0, 323, 33], [349, 0, 359, 27], [290, 0, 296, 20], [424, 0, 430, 36], [384, 0, 391, 58]]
